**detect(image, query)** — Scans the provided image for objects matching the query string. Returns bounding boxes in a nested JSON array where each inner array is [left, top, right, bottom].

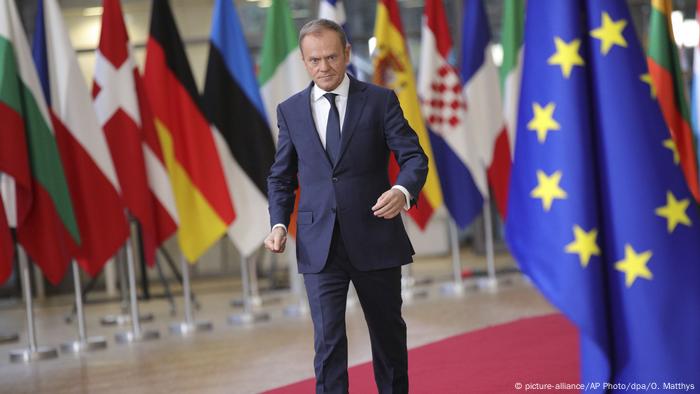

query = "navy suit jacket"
[[267, 76, 428, 273]]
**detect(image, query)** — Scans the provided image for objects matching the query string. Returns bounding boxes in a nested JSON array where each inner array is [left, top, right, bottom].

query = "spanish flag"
[[144, 0, 235, 263], [373, 0, 443, 230]]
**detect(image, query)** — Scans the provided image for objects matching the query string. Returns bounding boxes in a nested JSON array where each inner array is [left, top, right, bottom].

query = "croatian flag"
[[418, 0, 483, 229]]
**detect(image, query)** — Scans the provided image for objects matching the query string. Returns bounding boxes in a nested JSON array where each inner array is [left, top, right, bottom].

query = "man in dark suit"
[[265, 18, 428, 394]]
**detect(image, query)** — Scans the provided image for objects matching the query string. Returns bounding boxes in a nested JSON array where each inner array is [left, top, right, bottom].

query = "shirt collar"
[[312, 73, 350, 102]]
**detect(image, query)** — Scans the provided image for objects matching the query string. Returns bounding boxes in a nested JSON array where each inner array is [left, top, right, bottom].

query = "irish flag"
[[373, 0, 443, 229], [647, 0, 700, 201], [145, 0, 235, 263], [1, 0, 80, 284]]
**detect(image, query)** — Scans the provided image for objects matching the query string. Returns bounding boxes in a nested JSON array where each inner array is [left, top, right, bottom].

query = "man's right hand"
[[264, 226, 287, 253]]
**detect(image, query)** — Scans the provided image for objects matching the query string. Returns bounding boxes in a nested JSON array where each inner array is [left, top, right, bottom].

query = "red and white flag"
[[34, 0, 129, 276], [93, 0, 177, 265]]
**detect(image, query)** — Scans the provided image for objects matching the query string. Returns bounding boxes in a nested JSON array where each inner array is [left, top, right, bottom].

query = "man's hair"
[[298, 19, 348, 50]]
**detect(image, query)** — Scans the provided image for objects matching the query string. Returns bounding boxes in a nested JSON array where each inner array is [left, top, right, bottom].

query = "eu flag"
[[506, 0, 700, 389]]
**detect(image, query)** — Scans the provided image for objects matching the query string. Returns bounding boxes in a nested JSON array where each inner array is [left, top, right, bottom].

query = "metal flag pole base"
[[101, 313, 154, 326], [115, 239, 160, 344], [169, 255, 212, 336], [62, 262, 108, 354], [60, 336, 108, 353], [0, 333, 19, 344], [283, 297, 309, 317], [10, 347, 58, 363], [115, 330, 160, 343], [228, 254, 270, 326], [169, 320, 213, 335], [439, 219, 477, 297], [400, 266, 428, 302], [228, 311, 270, 325], [10, 246, 58, 363]]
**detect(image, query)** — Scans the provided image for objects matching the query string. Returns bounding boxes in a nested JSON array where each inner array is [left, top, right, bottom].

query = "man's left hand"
[[372, 188, 405, 219]]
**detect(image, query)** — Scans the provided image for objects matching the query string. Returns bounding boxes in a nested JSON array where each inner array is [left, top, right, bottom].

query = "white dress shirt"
[[272, 74, 410, 233]]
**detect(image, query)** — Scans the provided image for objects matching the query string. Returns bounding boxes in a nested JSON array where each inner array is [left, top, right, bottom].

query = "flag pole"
[[440, 218, 472, 296], [477, 197, 499, 290], [229, 252, 270, 325], [399, 215, 428, 302], [283, 240, 309, 317], [169, 253, 213, 335], [60, 261, 107, 352], [9, 243, 58, 363], [230, 249, 280, 308], [116, 220, 159, 343], [100, 246, 154, 326]]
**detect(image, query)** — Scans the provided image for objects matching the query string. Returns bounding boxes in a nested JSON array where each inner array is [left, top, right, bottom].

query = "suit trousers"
[[303, 222, 409, 394]]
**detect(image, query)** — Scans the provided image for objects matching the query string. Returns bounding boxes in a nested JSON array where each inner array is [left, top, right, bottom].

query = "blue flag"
[[506, 0, 700, 390]]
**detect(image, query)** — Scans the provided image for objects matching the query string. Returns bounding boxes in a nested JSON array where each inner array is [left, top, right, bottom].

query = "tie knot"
[[323, 92, 338, 106]]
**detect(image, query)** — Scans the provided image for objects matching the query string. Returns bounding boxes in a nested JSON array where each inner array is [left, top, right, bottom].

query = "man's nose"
[[319, 59, 331, 70]]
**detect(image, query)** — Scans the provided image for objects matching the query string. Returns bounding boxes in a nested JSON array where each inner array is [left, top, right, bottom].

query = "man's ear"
[[344, 44, 351, 65]]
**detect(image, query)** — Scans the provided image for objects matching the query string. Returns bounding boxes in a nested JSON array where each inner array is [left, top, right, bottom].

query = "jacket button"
[[332, 177, 338, 183]]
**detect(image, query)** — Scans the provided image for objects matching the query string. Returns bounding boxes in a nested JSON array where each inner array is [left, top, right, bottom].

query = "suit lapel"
[[336, 77, 367, 166]]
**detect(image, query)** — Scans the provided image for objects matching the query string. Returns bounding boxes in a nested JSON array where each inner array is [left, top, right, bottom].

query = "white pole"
[[479, 198, 498, 290], [9, 246, 58, 362], [61, 261, 107, 352], [169, 255, 213, 335], [440, 219, 466, 295]]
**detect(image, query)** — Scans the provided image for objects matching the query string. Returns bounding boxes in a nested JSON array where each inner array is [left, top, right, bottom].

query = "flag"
[[1, 0, 79, 284], [373, 0, 443, 229], [506, 0, 700, 388], [33, 0, 129, 277], [145, 0, 236, 263], [458, 0, 511, 218], [259, 0, 309, 238], [94, 0, 171, 266], [318, 0, 356, 76], [648, 0, 700, 202], [417, 0, 482, 229], [259, 0, 309, 142], [690, 0, 700, 186], [203, 0, 274, 257], [500, 0, 524, 162]]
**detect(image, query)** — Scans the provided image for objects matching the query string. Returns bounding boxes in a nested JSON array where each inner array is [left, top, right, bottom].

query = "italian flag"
[[647, 0, 700, 201], [0, 0, 80, 284], [499, 0, 524, 161], [259, 0, 309, 143]]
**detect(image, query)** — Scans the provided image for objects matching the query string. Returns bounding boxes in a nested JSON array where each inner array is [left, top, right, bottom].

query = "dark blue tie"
[[324, 93, 341, 165]]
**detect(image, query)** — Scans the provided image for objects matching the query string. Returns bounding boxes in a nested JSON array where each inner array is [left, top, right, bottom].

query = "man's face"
[[300, 29, 350, 91]]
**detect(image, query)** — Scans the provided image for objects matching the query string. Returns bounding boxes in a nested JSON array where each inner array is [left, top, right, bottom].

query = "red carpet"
[[264, 314, 579, 393]]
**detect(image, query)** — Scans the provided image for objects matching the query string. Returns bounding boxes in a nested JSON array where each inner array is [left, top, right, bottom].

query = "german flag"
[[373, 0, 443, 230], [647, 0, 700, 201], [144, 0, 235, 263]]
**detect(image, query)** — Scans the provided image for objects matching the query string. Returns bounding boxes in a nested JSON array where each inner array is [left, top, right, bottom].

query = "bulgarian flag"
[[33, 0, 129, 277], [647, 0, 700, 201], [373, 0, 443, 229], [145, 0, 236, 263], [1, 0, 80, 284], [258, 0, 309, 238]]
